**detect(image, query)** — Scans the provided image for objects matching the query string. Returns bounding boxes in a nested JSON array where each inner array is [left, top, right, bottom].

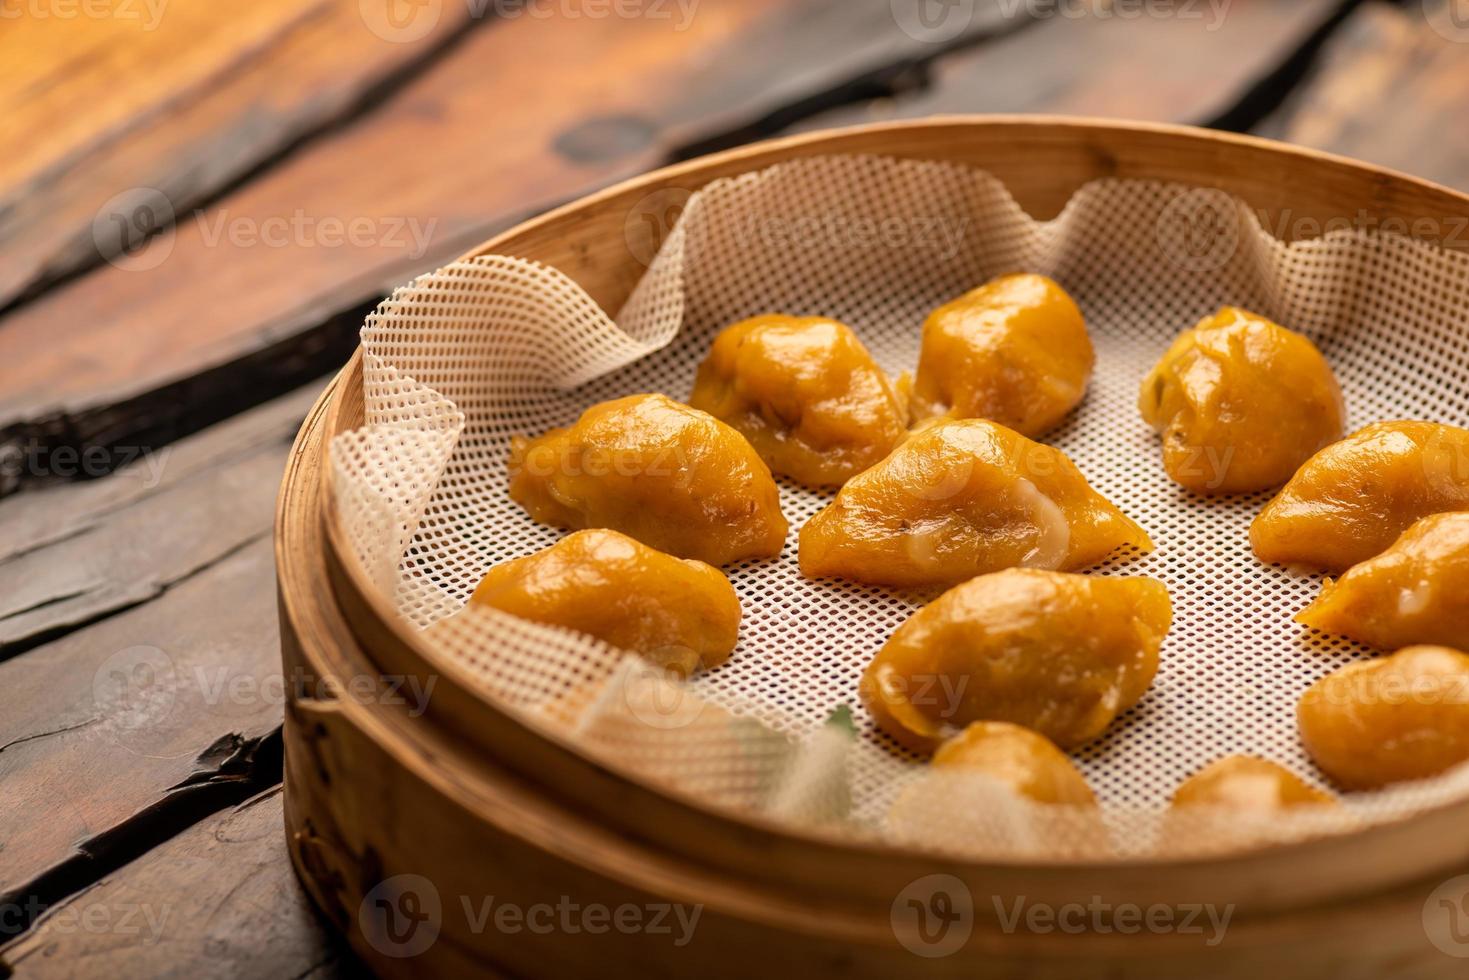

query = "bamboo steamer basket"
[[275, 117, 1469, 978]]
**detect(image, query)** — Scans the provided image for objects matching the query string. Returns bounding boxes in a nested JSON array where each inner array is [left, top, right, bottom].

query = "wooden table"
[[1, 1, 1466, 975]]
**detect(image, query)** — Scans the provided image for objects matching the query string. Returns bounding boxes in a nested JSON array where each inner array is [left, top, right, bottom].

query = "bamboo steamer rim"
[[301, 116, 1469, 913]]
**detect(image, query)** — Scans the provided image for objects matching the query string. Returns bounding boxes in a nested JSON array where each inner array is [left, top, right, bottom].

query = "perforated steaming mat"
[[330, 155, 1469, 859]]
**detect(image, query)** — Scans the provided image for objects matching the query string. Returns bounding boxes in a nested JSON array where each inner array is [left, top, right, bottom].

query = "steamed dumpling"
[[1297, 512, 1469, 651], [908, 273, 1094, 437], [800, 418, 1152, 588], [469, 529, 741, 675], [1252, 421, 1469, 571], [1139, 307, 1343, 494], [1298, 646, 1469, 789], [688, 314, 907, 487], [932, 721, 1096, 805], [860, 568, 1171, 751], [1170, 756, 1336, 812], [508, 393, 788, 566]]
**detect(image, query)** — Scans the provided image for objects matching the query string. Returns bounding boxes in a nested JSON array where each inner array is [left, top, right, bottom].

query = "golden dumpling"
[[909, 273, 1093, 436], [468, 530, 741, 676], [800, 418, 1152, 588], [1139, 307, 1343, 494], [932, 721, 1096, 805], [688, 314, 907, 487], [1297, 512, 1469, 650], [1298, 646, 1469, 790], [1252, 421, 1469, 571], [860, 569, 1171, 752], [508, 394, 788, 566], [1170, 756, 1335, 812]]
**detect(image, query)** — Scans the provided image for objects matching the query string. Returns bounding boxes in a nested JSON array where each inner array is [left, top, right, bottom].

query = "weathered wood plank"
[[0, 0, 476, 308], [0, 534, 282, 897], [0, 384, 320, 563], [0, 789, 357, 978], [791, 0, 1349, 133], [0, 384, 321, 655], [1263, 0, 1469, 192], [0, 386, 331, 915], [0, 0, 1021, 496]]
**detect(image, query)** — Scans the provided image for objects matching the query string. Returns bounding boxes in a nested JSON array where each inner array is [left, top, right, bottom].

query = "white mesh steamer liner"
[[331, 154, 1469, 860]]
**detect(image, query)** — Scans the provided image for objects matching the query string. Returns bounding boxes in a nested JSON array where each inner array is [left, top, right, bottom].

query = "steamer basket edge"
[[277, 117, 1469, 977]]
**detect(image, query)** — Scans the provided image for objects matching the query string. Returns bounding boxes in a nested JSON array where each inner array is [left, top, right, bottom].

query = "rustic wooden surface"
[[3, 0, 1469, 975]]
